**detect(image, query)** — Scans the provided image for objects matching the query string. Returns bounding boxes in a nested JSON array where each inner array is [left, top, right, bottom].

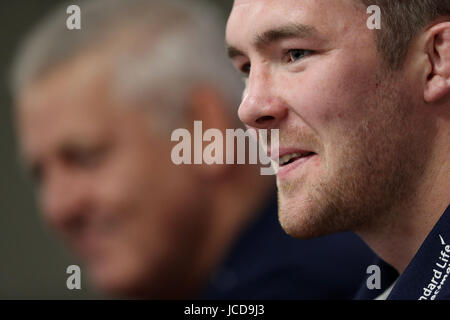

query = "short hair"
[[358, 0, 450, 69], [10, 0, 243, 129]]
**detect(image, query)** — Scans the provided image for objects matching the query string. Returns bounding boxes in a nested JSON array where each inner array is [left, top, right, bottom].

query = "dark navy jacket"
[[198, 195, 376, 299], [389, 205, 450, 300], [356, 205, 450, 300]]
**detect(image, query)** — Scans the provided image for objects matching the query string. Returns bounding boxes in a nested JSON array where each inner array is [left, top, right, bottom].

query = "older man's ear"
[[424, 22, 450, 104], [183, 84, 238, 180], [186, 84, 235, 134]]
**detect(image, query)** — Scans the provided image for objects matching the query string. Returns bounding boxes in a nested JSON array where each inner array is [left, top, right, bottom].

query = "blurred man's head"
[[11, 0, 255, 298], [226, 0, 450, 238]]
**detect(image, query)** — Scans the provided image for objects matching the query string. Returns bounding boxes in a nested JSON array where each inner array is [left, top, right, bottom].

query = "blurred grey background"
[[0, 0, 233, 299]]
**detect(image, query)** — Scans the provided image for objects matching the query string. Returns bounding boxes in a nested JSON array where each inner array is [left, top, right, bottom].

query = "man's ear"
[[424, 22, 450, 103], [186, 84, 233, 134], [184, 84, 236, 180]]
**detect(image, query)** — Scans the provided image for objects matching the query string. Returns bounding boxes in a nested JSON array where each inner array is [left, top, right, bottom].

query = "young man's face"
[[226, 0, 435, 237]]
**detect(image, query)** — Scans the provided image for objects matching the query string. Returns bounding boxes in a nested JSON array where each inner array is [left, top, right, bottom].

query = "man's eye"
[[30, 164, 43, 186], [77, 151, 102, 167], [287, 49, 313, 63], [64, 146, 109, 169], [241, 62, 251, 76]]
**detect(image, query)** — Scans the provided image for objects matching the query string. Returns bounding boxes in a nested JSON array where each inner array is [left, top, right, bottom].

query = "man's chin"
[[279, 213, 327, 239], [279, 204, 316, 239], [87, 259, 150, 298], [277, 192, 342, 239]]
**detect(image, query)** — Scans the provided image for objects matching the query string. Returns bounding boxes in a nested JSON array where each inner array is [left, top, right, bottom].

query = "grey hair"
[[10, 0, 244, 129]]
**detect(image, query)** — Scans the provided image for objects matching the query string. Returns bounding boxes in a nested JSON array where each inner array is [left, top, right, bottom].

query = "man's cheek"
[[95, 186, 142, 243], [283, 72, 344, 123]]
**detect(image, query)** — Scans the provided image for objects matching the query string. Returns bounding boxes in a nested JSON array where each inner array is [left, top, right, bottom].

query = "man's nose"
[[41, 170, 89, 233], [238, 71, 288, 129]]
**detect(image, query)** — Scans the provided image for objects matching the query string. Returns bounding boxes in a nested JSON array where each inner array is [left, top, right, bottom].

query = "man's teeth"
[[279, 152, 312, 165], [279, 153, 303, 165]]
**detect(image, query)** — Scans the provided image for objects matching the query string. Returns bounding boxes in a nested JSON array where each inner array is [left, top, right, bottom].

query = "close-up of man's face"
[[15, 49, 210, 297], [226, 0, 436, 238]]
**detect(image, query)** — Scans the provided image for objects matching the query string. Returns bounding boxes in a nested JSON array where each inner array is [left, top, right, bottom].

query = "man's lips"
[[267, 147, 318, 179], [65, 228, 107, 261], [268, 148, 316, 166], [72, 233, 99, 257]]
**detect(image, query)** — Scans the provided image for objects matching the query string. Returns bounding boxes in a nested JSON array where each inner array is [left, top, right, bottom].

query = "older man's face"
[[226, 0, 434, 237], [16, 51, 209, 297]]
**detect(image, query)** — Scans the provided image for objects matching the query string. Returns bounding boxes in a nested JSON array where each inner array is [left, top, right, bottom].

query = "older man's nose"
[[41, 171, 88, 233], [238, 74, 288, 129]]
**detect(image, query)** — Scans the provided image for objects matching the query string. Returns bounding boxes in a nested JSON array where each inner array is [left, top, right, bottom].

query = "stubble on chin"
[[277, 76, 436, 239]]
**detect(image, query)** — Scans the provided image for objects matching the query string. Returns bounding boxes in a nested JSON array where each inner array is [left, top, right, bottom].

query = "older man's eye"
[[30, 163, 44, 186], [62, 145, 110, 169], [77, 151, 102, 167], [287, 49, 313, 63]]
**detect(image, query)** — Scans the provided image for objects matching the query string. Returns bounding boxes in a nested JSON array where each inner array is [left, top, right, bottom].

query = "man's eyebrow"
[[255, 23, 317, 49], [227, 45, 245, 59], [226, 23, 318, 59]]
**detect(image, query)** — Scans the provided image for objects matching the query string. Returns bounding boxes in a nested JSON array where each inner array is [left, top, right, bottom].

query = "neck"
[[358, 131, 450, 274]]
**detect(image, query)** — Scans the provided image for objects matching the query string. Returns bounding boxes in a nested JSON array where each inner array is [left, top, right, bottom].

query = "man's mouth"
[[278, 151, 316, 166], [271, 148, 318, 179]]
